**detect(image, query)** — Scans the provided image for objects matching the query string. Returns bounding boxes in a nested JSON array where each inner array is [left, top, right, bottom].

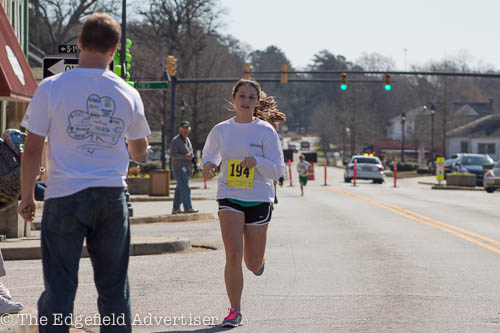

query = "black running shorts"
[[217, 199, 273, 226]]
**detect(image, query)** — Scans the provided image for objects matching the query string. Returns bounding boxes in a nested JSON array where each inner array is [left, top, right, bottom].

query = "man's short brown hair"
[[79, 13, 121, 53]]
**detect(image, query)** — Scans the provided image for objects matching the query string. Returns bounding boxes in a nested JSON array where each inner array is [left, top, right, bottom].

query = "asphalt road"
[[4, 167, 500, 332]]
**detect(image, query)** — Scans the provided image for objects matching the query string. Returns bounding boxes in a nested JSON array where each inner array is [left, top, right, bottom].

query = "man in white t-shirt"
[[18, 13, 150, 332]]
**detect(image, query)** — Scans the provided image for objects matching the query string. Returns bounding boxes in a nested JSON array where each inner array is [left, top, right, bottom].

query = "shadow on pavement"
[[155, 326, 233, 333]]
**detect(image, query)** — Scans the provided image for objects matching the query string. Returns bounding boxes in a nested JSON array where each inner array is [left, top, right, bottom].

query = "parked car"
[[452, 153, 494, 185], [300, 141, 310, 151], [483, 161, 500, 193], [443, 158, 457, 176], [344, 155, 385, 184]]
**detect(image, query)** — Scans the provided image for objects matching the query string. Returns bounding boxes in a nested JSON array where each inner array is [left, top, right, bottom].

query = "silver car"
[[344, 155, 385, 184], [483, 161, 500, 193]]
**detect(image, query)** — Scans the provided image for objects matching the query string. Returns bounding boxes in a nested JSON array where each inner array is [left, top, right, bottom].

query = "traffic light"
[[384, 73, 392, 91], [243, 64, 251, 79], [280, 64, 288, 84], [340, 73, 347, 90], [166, 56, 177, 77]]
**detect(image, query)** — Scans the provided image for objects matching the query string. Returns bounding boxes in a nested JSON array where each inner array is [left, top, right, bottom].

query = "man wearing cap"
[[169, 121, 198, 214]]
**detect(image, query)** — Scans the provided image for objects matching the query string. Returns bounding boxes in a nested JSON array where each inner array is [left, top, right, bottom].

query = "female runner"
[[201, 79, 285, 327]]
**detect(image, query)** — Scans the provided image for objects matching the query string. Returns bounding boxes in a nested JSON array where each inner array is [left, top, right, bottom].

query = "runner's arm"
[[201, 126, 222, 169], [255, 130, 285, 180]]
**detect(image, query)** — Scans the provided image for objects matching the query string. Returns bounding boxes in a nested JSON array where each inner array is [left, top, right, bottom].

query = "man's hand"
[[186, 153, 194, 161], [202, 162, 218, 180], [18, 198, 36, 222], [240, 156, 257, 169]]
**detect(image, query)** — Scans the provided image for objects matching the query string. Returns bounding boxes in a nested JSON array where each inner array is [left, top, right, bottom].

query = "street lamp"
[[401, 112, 406, 162], [179, 99, 186, 121], [160, 67, 168, 170], [430, 104, 436, 162]]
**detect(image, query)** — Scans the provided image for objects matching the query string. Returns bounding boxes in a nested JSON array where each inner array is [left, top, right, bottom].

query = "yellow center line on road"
[[324, 186, 500, 256]]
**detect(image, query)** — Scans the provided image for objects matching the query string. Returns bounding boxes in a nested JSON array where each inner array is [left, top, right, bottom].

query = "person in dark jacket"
[[169, 121, 198, 214]]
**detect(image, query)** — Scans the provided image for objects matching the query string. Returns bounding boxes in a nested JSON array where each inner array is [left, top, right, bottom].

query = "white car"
[[344, 155, 385, 184], [483, 161, 500, 193]]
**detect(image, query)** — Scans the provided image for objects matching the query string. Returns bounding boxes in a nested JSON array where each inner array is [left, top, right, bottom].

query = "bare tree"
[[29, 0, 121, 52]]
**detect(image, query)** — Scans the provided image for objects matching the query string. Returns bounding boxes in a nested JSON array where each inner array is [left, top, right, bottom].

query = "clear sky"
[[217, 0, 500, 71]]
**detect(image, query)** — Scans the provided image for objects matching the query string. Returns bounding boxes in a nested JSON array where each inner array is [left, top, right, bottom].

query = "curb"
[[31, 212, 216, 230], [130, 196, 211, 202], [130, 212, 215, 224], [0, 237, 191, 260], [418, 181, 438, 185], [431, 185, 484, 191]]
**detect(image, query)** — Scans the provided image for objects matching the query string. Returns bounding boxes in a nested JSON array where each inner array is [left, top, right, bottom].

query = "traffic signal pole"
[[136, 68, 500, 172], [120, 0, 127, 80], [168, 77, 177, 177], [169, 77, 177, 142]]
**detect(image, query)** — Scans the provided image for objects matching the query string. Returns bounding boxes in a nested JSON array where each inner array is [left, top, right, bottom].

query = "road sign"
[[436, 157, 445, 183], [58, 45, 79, 53], [134, 82, 168, 90], [42, 56, 114, 79], [43, 57, 78, 78]]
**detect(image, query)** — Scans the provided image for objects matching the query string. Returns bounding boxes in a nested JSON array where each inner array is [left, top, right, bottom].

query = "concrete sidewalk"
[[0, 180, 220, 332], [0, 235, 191, 260], [4, 179, 219, 261]]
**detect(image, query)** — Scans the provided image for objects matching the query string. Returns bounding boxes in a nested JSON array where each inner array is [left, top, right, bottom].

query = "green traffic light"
[[340, 84, 347, 91], [384, 84, 392, 91]]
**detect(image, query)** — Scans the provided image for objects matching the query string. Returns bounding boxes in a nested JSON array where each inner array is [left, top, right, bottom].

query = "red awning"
[[0, 5, 37, 102]]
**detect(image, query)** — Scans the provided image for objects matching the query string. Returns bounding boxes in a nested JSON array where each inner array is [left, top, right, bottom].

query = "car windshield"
[[460, 155, 493, 165], [351, 157, 380, 164]]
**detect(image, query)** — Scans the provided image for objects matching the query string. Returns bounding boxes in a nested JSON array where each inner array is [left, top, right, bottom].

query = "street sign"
[[43, 57, 78, 78], [134, 82, 168, 90], [42, 56, 114, 79], [58, 45, 79, 53], [436, 156, 445, 183]]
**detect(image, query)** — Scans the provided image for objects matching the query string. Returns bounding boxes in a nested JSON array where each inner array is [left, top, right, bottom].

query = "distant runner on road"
[[297, 154, 310, 196]]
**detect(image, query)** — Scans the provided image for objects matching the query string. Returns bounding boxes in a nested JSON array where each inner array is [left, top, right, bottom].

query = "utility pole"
[[401, 112, 407, 162], [120, 0, 127, 80]]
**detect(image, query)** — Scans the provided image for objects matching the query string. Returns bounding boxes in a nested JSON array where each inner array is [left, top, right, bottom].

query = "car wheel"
[[486, 187, 496, 193]]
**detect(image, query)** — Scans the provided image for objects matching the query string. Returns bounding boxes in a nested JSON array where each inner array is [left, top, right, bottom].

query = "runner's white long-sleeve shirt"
[[201, 117, 285, 203]]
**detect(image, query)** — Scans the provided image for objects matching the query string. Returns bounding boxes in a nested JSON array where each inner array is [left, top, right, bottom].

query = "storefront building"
[[0, 0, 37, 133]]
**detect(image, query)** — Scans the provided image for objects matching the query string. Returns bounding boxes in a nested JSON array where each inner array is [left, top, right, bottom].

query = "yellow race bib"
[[226, 160, 255, 189]]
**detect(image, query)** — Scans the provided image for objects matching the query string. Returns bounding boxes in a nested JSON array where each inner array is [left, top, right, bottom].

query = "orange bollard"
[[324, 159, 328, 186], [353, 159, 357, 187], [393, 161, 398, 188], [288, 159, 293, 186], [307, 162, 315, 180]]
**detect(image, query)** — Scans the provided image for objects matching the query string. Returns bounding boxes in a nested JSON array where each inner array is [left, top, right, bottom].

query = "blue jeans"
[[38, 187, 131, 333], [173, 168, 192, 210], [35, 181, 46, 201]]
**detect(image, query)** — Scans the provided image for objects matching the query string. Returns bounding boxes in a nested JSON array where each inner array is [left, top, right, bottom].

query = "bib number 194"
[[226, 160, 255, 189]]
